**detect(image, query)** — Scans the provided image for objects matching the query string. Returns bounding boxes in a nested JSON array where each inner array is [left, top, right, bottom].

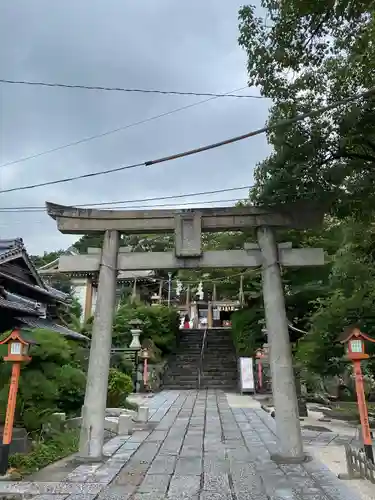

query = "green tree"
[[296, 219, 375, 376], [113, 302, 179, 355], [238, 1, 375, 217], [30, 251, 64, 269], [236, 1, 375, 379], [0, 330, 86, 431]]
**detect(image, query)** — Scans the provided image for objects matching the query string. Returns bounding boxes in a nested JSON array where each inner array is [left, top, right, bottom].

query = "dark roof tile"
[[16, 316, 89, 341]]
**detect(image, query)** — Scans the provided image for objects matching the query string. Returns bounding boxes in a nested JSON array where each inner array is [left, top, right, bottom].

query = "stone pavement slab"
[[0, 390, 368, 499]]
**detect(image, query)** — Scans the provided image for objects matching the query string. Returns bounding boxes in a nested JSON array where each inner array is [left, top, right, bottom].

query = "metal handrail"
[[198, 327, 208, 390]]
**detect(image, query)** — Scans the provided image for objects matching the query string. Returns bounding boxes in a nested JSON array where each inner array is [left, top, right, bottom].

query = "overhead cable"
[[0, 78, 266, 99], [0, 87, 249, 169], [1, 85, 373, 195], [0, 197, 248, 215], [0, 184, 252, 212]]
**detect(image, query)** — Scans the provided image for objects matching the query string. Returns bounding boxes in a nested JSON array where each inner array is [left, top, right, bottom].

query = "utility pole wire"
[[144, 87, 375, 167], [0, 198, 247, 217], [0, 185, 252, 211], [0, 78, 266, 99], [0, 87, 249, 169], [1, 85, 373, 195]]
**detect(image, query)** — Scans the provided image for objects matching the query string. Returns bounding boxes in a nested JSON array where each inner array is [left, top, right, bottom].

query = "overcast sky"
[[0, 0, 270, 255]]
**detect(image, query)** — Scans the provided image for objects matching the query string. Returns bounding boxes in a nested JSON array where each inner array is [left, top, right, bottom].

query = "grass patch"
[[8, 430, 79, 477], [331, 402, 375, 413], [322, 401, 375, 423]]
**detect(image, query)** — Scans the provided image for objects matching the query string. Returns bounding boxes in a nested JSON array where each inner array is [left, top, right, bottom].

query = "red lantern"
[[0, 329, 37, 475], [340, 326, 375, 463]]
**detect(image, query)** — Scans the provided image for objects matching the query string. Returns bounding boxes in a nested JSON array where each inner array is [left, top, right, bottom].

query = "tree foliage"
[[296, 220, 375, 375], [239, 1, 375, 217], [231, 307, 264, 356], [237, 1, 375, 380], [0, 330, 87, 431], [113, 302, 179, 356]]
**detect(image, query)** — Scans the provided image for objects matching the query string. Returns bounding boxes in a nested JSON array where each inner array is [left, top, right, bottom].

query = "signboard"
[[239, 357, 255, 393]]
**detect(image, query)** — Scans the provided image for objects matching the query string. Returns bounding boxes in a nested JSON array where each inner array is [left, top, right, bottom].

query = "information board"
[[239, 357, 255, 393]]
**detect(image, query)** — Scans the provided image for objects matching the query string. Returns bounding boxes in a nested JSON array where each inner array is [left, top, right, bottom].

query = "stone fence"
[[341, 443, 375, 483]]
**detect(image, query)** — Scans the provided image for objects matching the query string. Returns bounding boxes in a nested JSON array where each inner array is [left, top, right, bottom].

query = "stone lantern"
[[129, 318, 143, 350]]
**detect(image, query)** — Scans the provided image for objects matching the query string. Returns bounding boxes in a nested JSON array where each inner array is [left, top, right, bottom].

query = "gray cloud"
[[0, 0, 270, 255]]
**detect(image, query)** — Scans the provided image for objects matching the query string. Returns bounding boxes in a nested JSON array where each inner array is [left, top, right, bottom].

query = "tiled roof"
[[0, 295, 40, 314], [0, 238, 24, 261], [118, 270, 154, 279], [45, 286, 69, 301], [0, 238, 70, 303], [16, 316, 89, 341]]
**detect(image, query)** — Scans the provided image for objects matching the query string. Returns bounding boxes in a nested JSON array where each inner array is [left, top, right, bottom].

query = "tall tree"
[[238, 1, 375, 217]]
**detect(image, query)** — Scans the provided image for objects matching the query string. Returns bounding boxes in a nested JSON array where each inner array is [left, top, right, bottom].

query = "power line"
[[0, 87, 249, 169], [0, 197, 248, 215], [1, 85, 374, 195], [0, 78, 266, 99], [0, 185, 252, 212]]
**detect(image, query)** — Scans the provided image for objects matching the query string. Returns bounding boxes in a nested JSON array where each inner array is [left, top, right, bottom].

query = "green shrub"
[[110, 354, 135, 376], [107, 368, 133, 407], [230, 308, 264, 356], [54, 365, 86, 415], [8, 430, 79, 476], [113, 303, 179, 355], [0, 329, 87, 431]]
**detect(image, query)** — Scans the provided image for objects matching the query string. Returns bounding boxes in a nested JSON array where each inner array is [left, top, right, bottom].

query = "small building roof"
[[16, 316, 89, 341], [0, 238, 70, 303], [0, 295, 40, 315]]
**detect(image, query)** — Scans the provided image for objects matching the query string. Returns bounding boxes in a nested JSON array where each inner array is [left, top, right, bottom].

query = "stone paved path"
[[0, 390, 364, 499]]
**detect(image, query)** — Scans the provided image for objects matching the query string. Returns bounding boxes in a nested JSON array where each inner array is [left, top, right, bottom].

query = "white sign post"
[[239, 357, 255, 393]]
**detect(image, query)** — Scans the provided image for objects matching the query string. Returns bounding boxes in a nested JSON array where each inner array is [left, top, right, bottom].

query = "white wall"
[[71, 278, 88, 322]]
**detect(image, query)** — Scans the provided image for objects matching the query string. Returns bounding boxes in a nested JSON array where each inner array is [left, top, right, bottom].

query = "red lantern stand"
[[0, 329, 35, 475], [340, 327, 375, 463], [140, 348, 150, 390], [255, 349, 265, 392]]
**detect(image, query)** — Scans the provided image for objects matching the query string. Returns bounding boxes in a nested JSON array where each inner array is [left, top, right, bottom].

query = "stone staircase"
[[200, 328, 238, 390], [163, 328, 238, 390], [163, 329, 203, 389]]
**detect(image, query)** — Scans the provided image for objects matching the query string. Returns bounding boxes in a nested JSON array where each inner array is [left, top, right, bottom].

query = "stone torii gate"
[[46, 201, 325, 464]]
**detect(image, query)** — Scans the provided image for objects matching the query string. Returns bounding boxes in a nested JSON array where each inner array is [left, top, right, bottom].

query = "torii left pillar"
[[79, 230, 119, 461]]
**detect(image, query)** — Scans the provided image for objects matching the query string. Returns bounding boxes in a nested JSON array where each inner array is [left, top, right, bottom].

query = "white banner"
[[239, 357, 254, 392]]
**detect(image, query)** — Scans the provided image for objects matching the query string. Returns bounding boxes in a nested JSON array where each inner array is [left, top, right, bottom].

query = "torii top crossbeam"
[[45, 201, 325, 234]]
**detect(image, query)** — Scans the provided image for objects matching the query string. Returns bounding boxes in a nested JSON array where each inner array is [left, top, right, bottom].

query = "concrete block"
[[52, 412, 66, 422], [118, 414, 133, 435], [0, 427, 30, 455], [106, 408, 124, 417], [65, 417, 82, 429], [104, 417, 119, 433], [136, 406, 149, 423]]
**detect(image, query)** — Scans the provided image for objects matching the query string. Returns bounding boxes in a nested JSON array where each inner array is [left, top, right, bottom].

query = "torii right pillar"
[[257, 226, 306, 463]]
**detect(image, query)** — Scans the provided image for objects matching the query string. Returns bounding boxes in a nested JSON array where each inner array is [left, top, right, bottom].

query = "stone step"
[[163, 385, 199, 389], [200, 385, 237, 390], [164, 371, 197, 376], [202, 370, 237, 374], [167, 368, 199, 373], [172, 353, 201, 358], [164, 327, 238, 390], [202, 377, 236, 382], [170, 360, 200, 365], [203, 364, 236, 368]]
